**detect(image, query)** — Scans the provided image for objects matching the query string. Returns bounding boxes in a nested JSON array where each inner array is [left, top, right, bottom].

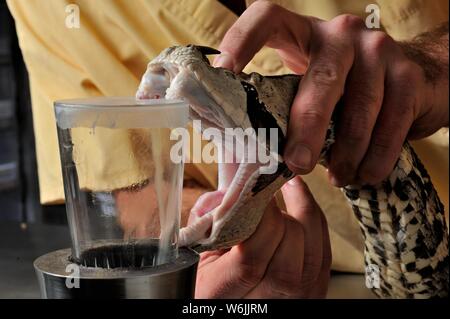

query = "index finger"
[[215, 1, 313, 72], [284, 19, 356, 174]]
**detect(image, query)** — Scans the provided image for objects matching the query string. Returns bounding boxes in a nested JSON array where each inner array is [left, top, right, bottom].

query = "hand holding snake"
[[214, 1, 449, 186], [195, 176, 331, 298]]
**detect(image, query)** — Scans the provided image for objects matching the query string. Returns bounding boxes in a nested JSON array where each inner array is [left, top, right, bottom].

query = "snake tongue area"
[[137, 45, 449, 298]]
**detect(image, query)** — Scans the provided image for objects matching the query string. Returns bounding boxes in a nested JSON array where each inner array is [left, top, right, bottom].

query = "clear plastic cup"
[[54, 97, 188, 268]]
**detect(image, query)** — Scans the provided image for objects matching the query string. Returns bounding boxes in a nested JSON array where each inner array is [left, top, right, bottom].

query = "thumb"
[[281, 176, 318, 220]]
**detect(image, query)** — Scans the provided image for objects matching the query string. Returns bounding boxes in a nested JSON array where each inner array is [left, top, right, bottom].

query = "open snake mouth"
[[136, 62, 278, 248]]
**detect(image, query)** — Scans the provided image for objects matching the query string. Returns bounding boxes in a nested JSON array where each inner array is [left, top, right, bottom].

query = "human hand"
[[214, 1, 449, 186], [194, 176, 331, 298]]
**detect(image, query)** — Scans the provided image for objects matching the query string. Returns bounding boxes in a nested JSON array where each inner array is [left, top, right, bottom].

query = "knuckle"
[[233, 260, 265, 288], [225, 26, 248, 44], [339, 90, 380, 143], [388, 92, 416, 120], [308, 63, 342, 88], [353, 86, 383, 106], [300, 108, 329, 129], [304, 255, 324, 275], [249, 0, 279, 17], [367, 31, 394, 53], [267, 270, 303, 295], [391, 97, 415, 121], [300, 258, 323, 288], [389, 63, 422, 119], [370, 131, 394, 157], [401, 95, 416, 118], [339, 111, 371, 144], [331, 14, 364, 31], [358, 135, 397, 184], [262, 209, 286, 239], [340, 94, 381, 143], [395, 61, 421, 84]]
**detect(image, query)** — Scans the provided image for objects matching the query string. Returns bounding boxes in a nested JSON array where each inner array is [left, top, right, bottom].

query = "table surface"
[[0, 221, 375, 299]]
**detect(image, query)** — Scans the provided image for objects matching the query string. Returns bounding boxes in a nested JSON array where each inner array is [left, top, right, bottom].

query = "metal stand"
[[34, 247, 199, 299]]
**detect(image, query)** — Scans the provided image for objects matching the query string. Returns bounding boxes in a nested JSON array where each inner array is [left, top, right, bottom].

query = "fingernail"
[[286, 144, 312, 171], [287, 176, 301, 186], [213, 53, 234, 70]]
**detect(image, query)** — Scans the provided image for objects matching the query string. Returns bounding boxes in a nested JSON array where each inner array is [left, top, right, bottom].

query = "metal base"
[[34, 247, 199, 299]]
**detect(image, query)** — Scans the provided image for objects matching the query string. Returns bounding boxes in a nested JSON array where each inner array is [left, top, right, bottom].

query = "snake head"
[[136, 45, 297, 251]]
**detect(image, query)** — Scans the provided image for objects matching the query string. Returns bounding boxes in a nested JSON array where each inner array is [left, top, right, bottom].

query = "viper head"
[[136, 45, 291, 249]]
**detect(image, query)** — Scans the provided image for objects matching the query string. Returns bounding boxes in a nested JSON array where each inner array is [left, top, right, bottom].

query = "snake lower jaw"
[[180, 161, 269, 249]]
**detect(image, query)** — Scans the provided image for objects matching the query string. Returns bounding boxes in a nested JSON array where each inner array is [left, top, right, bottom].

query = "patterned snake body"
[[137, 45, 448, 298]]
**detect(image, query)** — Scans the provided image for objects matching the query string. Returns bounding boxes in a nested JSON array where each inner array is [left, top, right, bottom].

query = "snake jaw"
[[136, 46, 302, 250], [164, 73, 275, 247], [137, 53, 278, 249]]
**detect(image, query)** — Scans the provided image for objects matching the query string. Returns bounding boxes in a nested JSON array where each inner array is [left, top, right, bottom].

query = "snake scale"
[[136, 45, 449, 298]]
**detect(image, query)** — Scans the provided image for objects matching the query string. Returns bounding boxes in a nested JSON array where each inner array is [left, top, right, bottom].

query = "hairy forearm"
[[401, 23, 448, 83], [400, 22, 449, 128]]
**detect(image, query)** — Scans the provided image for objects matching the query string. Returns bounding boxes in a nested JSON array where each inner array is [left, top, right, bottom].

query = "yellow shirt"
[[7, 0, 448, 273]]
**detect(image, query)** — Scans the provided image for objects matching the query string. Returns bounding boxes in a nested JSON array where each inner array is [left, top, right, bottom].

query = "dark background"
[[0, 1, 41, 224]]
